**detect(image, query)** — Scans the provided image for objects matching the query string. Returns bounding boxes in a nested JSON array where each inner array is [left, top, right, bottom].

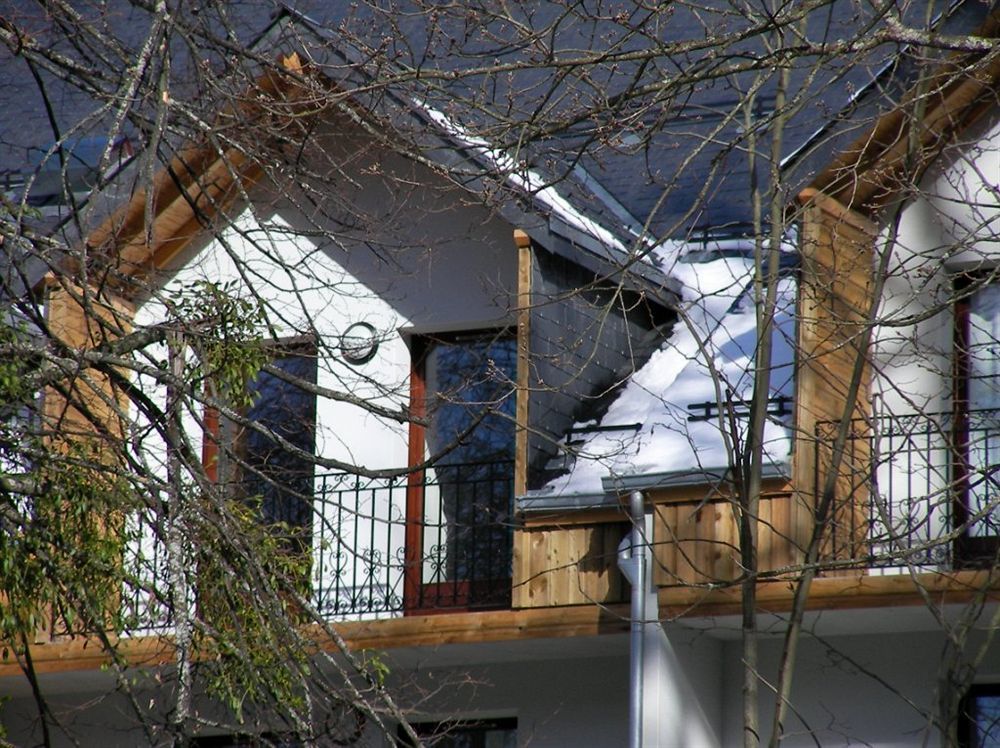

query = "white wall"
[[718, 625, 1000, 747], [875, 111, 1000, 414], [868, 114, 1000, 567], [126, 133, 520, 624], [10, 622, 996, 748]]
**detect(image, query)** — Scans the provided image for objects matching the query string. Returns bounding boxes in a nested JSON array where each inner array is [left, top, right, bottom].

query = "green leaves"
[[0, 448, 135, 644], [174, 280, 270, 408]]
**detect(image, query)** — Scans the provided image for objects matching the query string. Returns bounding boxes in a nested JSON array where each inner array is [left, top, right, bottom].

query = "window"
[[399, 718, 517, 747], [954, 279, 1000, 563], [209, 337, 318, 553], [961, 684, 1000, 747], [406, 330, 516, 611]]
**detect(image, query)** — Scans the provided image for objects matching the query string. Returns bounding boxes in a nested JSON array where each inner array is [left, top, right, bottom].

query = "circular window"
[[339, 322, 379, 365]]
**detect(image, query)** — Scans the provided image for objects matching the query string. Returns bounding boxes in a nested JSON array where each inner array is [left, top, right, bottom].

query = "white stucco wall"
[[868, 113, 1000, 568], [717, 623, 1000, 747], [875, 112, 1000, 414], [124, 136, 519, 625], [6, 619, 999, 747]]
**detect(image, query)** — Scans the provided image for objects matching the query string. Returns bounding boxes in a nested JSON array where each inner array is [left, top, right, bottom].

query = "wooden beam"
[[7, 568, 1000, 678], [514, 229, 532, 498], [512, 230, 533, 608], [809, 12, 1000, 218], [83, 53, 309, 299], [0, 605, 631, 679], [659, 568, 1000, 618]]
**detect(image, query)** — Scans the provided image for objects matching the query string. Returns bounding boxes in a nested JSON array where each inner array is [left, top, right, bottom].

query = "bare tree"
[[2, 1, 1000, 746]]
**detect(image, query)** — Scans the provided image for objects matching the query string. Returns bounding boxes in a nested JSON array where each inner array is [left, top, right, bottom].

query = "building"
[[2, 2, 1000, 746]]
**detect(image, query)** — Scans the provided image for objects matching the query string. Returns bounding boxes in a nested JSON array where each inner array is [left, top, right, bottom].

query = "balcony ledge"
[[6, 570, 998, 680], [0, 605, 633, 679], [659, 568, 1000, 618]]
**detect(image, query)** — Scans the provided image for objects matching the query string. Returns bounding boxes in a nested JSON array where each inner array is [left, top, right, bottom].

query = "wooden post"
[[795, 189, 877, 569], [512, 229, 532, 609], [403, 339, 428, 613]]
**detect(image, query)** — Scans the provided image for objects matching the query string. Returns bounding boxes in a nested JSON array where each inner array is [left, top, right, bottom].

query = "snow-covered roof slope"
[[527, 253, 795, 501]]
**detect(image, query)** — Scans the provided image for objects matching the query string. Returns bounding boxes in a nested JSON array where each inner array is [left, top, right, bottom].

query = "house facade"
[[4, 2, 1000, 746]]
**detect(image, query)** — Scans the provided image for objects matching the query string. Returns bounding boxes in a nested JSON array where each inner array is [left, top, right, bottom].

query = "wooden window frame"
[[954, 275, 1000, 566], [403, 329, 515, 615]]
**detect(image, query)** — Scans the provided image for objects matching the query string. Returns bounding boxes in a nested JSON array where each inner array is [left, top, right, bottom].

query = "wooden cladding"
[[35, 283, 134, 642], [43, 282, 134, 452], [512, 520, 627, 608], [796, 189, 877, 569], [512, 483, 803, 607], [651, 487, 801, 587]]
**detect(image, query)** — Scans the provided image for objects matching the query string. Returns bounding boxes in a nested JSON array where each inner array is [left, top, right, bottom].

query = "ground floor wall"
[[718, 622, 1000, 746], [377, 629, 723, 747], [3, 614, 999, 747]]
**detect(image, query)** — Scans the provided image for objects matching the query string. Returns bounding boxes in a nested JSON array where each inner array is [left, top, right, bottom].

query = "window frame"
[[202, 334, 319, 548], [403, 328, 516, 614], [397, 716, 518, 747], [960, 683, 1000, 747], [953, 274, 1000, 565]]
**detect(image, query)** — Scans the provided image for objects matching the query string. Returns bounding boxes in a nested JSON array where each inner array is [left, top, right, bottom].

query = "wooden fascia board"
[[517, 476, 794, 528], [6, 568, 1000, 677], [0, 605, 632, 678], [103, 149, 263, 287], [643, 476, 793, 506], [83, 53, 309, 299], [660, 568, 1000, 618], [809, 15, 1000, 218]]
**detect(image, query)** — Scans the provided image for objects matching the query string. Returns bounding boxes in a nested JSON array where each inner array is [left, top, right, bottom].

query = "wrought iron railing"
[[121, 460, 514, 631], [815, 410, 1000, 570]]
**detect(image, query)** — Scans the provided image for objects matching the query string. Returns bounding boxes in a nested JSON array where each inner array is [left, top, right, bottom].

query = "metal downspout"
[[618, 489, 647, 748]]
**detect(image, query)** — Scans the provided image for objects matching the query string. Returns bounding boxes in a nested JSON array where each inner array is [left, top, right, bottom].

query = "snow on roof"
[[417, 101, 638, 255], [531, 254, 795, 499]]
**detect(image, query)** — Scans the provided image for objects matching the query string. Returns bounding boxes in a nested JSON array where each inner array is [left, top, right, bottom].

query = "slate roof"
[[0, 0, 914, 245], [2, 0, 995, 495]]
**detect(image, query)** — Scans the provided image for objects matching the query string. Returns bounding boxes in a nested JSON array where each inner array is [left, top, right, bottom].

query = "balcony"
[[817, 410, 1000, 571], [121, 461, 514, 633]]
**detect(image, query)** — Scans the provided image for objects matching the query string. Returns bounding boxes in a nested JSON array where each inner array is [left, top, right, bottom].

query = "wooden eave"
[[807, 11, 1000, 218], [0, 606, 632, 679], [81, 52, 315, 299], [659, 568, 1000, 618], [5, 570, 1000, 678]]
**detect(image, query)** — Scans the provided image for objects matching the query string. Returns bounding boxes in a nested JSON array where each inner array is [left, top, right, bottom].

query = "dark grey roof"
[[265, 0, 997, 244], [2, 0, 995, 303], [3, 0, 991, 248]]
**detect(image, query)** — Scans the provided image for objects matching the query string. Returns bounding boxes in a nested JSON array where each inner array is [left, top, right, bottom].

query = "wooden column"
[[37, 281, 134, 641], [512, 229, 532, 608], [794, 189, 877, 569]]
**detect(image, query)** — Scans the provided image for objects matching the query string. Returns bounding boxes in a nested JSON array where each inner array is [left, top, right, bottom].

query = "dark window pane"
[[963, 686, 1000, 747], [242, 347, 317, 548], [402, 718, 517, 748], [965, 286, 1000, 538], [424, 335, 516, 465], [419, 333, 516, 598]]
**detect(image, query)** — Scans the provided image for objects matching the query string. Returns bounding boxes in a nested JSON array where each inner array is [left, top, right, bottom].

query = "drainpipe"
[[618, 489, 648, 748]]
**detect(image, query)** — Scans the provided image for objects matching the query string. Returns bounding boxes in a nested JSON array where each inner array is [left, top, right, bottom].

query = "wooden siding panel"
[[44, 283, 134, 452], [512, 524, 627, 608], [37, 284, 134, 641], [795, 191, 877, 570], [652, 489, 796, 588]]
